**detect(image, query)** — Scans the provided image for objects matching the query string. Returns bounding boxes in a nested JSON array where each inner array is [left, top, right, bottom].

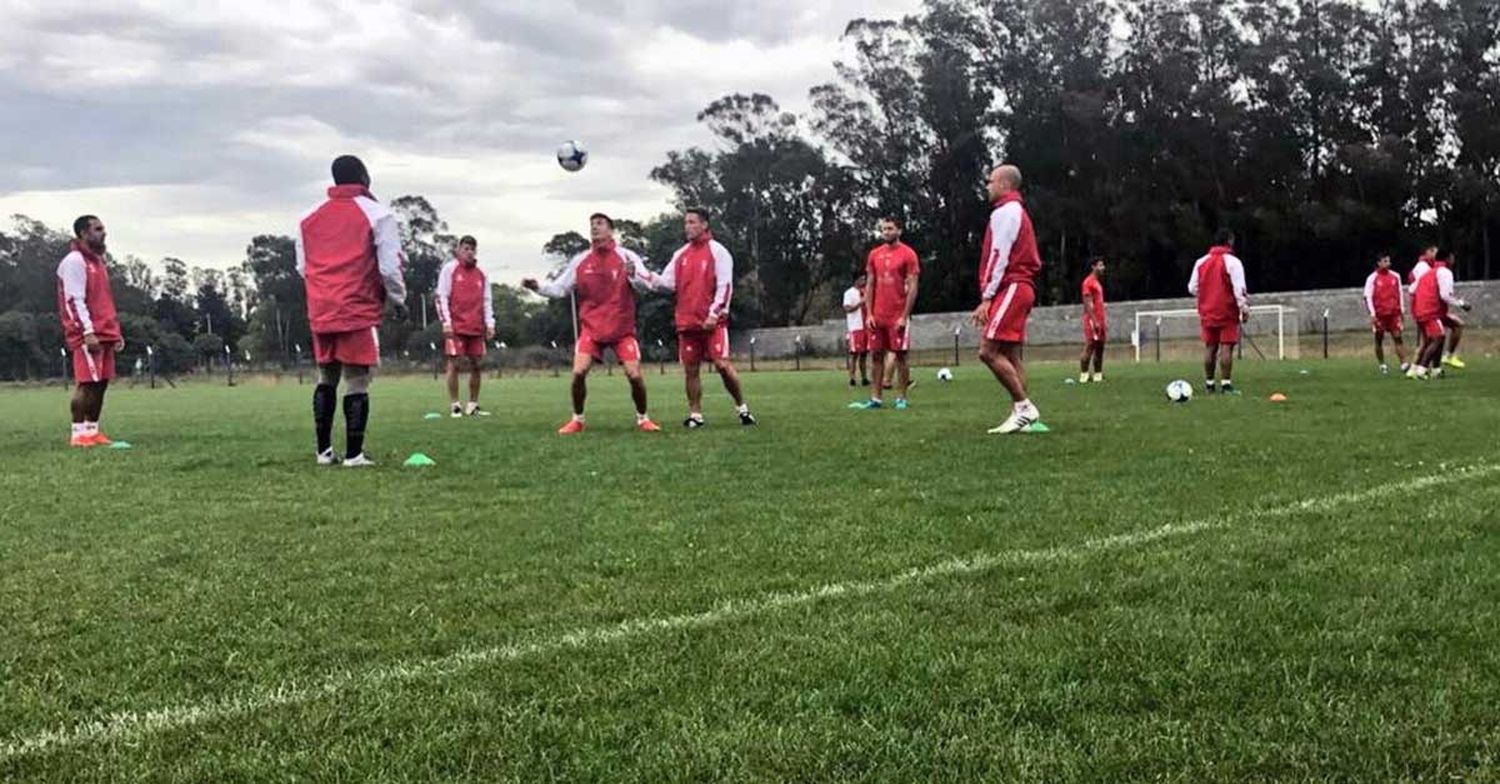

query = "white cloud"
[[0, 0, 922, 282]]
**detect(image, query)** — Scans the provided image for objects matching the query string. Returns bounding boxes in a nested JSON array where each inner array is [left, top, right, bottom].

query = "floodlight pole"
[[146, 345, 156, 389], [429, 342, 439, 380]]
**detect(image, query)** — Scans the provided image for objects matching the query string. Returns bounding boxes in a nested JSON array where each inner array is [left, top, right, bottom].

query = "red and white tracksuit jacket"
[[296, 184, 407, 333]]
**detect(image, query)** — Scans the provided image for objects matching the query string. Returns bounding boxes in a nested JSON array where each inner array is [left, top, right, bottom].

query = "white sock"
[[1014, 399, 1034, 414], [736, 404, 748, 415], [72, 422, 88, 436], [572, 413, 585, 423], [1205, 379, 1217, 389], [466, 401, 479, 413], [84, 420, 98, 434], [689, 412, 704, 422], [636, 412, 650, 424]]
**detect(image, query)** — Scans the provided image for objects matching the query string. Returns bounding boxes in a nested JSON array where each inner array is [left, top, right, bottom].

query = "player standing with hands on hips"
[[436, 235, 495, 417], [297, 155, 408, 466], [57, 215, 124, 447]]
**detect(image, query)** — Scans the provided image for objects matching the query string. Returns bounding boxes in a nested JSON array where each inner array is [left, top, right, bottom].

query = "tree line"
[[1, 0, 1495, 380]]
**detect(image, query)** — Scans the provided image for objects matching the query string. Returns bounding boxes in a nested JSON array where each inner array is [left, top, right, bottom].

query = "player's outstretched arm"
[[528, 252, 584, 299]]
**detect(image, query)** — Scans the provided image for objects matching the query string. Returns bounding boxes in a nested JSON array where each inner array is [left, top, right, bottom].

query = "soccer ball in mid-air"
[[556, 140, 588, 172], [937, 367, 953, 382], [1165, 379, 1193, 403]]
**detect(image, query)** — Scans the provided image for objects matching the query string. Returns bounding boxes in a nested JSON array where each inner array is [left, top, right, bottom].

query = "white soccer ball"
[[936, 367, 953, 382], [556, 140, 588, 172], [1166, 379, 1193, 403]]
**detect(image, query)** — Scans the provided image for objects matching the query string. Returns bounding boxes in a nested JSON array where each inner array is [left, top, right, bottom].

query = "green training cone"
[[109, 441, 133, 449], [404, 453, 436, 467], [423, 412, 442, 420], [1021, 422, 1052, 434]]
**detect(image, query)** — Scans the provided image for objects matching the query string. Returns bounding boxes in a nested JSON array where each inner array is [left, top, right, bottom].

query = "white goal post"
[[1133, 305, 1300, 362]]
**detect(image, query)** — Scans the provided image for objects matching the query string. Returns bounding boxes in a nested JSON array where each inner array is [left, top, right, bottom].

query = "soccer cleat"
[[636, 418, 662, 432], [739, 410, 757, 426], [1203, 381, 1217, 394], [466, 403, 491, 417], [1379, 364, 1389, 375], [1444, 355, 1466, 369], [860, 378, 871, 387], [858, 399, 884, 410], [1079, 373, 1090, 384], [450, 403, 463, 418], [894, 398, 909, 410], [684, 416, 705, 429], [1431, 367, 1445, 379], [848, 378, 857, 387], [316, 449, 341, 466], [87, 432, 113, 447], [1092, 373, 1104, 383], [557, 419, 586, 435], [987, 407, 1039, 435], [343, 453, 375, 467], [1220, 384, 1239, 396], [69, 433, 94, 448]]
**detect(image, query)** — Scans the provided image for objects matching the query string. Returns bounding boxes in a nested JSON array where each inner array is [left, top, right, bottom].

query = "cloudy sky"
[[0, 0, 919, 282]]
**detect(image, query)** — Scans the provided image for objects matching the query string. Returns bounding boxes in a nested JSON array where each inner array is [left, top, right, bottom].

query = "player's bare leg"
[[846, 352, 857, 385], [1091, 342, 1105, 379], [622, 359, 659, 431], [1391, 333, 1408, 367], [1444, 319, 1465, 367], [857, 352, 868, 385], [713, 357, 755, 425], [1078, 343, 1092, 379], [1203, 344, 1219, 392], [1218, 346, 1236, 393], [683, 360, 705, 426], [867, 348, 886, 406], [1373, 331, 1386, 369], [466, 358, 485, 414], [980, 339, 1038, 434], [445, 358, 462, 415], [569, 353, 591, 416], [888, 350, 912, 407]]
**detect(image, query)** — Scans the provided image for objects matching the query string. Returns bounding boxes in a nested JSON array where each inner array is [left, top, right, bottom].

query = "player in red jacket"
[[1362, 253, 1407, 374], [1410, 248, 1471, 380], [971, 164, 1043, 434], [436, 235, 494, 417], [637, 208, 756, 427], [296, 155, 408, 466], [1187, 229, 1250, 394], [1079, 257, 1107, 384], [523, 213, 660, 434], [56, 215, 124, 447]]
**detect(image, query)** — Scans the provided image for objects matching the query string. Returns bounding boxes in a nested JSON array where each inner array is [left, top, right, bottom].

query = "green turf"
[[2, 360, 1498, 782]]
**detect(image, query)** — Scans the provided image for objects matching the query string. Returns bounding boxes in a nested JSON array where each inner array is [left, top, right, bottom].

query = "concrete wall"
[[736, 280, 1500, 358]]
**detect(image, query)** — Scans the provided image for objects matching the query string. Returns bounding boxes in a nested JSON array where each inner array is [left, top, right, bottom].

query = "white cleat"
[[343, 453, 376, 467], [466, 403, 491, 417], [316, 449, 341, 466], [450, 403, 463, 418], [987, 406, 1039, 435]]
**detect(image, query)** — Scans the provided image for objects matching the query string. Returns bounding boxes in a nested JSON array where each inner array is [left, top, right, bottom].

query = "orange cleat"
[[69, 434, 95, 448], [87, 432, 113, 446], [636, 418, 662, 432], [557, 419, 586, 435]]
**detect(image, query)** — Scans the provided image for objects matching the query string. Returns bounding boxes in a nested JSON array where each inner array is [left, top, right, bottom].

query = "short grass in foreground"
[[2, 359, 1499, 782]]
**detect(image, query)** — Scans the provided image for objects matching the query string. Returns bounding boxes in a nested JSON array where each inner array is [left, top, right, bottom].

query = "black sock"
[[313, 384, 337, 453], [343, 393, 369, 459]]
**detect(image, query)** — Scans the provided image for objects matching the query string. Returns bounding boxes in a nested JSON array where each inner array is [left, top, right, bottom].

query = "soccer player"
[[1079, 256, 1107, 384], [1187, 229, 1249, 395], [522, 213, 660, 434], [296, 155, 408, 467], [858, 217, 920, 410], [57, 215, 123, 447], [1363, 253, 1408, 374], [636, 208, 756, 427], [971, 164, 1043, 434], [843, 272, 870, 387], [435, 235, 494, 417], [1410, 248, 1471, 380]]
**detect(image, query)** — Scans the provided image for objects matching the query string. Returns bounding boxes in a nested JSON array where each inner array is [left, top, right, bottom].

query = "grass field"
[[2, 358, 1499, 782]]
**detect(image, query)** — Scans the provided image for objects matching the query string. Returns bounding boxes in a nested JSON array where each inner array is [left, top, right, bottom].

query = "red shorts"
[[983, 282, 1035, 343], [868, 322, 911, 353], [1419, 318, 1446, 339], [443, 334, 486, 358], [72, 345, 116, 383], [1372, 313, 1402, 335], [577, 332, 640, 363], [1083, 320, 1107, 343], [1200, 322, 1240, 346], [678, 326, 729, 364], [313, 327, 381, 367], [847, 329, 868, 354]]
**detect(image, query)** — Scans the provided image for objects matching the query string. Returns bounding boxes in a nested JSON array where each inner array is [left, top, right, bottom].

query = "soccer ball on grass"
[[936, 367, 953, 382], [1165, 379, 1193, 403]]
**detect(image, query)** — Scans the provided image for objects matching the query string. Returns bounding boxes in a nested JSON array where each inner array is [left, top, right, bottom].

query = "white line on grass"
[[3, 462, 1495, 762]]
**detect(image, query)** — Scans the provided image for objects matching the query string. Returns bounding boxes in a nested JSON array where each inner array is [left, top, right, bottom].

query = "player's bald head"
[[994, 165, 1023, 190]]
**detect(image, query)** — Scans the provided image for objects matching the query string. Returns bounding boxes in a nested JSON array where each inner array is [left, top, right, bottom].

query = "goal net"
[[1133, 305, 1300, 362]]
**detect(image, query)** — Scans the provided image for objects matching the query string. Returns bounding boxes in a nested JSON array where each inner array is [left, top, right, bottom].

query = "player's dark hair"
[[72, 215, 99, 237], [685, 207, 710, 224], [331, 155, 369, 186], [1090, 256, 1105, 268], [879, 216, 903, 229], [458, 235, 477, 248], [589, 212, 615, 229], [1213, 228, 1235, 247], [1435, 247, 1453, 262]]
